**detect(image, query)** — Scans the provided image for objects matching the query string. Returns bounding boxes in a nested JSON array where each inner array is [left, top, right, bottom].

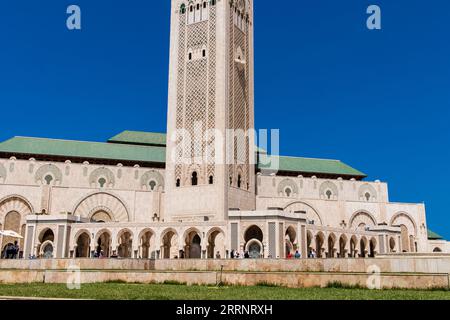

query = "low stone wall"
[[1, 255, 449, 274], [0, 256, 449, 289], [0, 269, 448, 290]]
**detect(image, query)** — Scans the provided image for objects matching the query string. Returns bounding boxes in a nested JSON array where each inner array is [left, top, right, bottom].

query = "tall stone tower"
[[165, 0, 255, 223]]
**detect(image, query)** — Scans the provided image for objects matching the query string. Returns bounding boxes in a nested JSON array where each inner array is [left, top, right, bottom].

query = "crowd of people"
[[1, 241, 20, 259], [3, 243, 317, 260], [229, 249, 304, 259]]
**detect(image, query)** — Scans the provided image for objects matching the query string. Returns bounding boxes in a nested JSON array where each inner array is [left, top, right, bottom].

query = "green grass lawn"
[[0, 283, 448, 300]]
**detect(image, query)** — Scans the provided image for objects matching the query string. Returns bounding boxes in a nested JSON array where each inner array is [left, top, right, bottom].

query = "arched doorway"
[[140, 230, 154, 259], [285, 226, 296, 258], [2, 211, 21, 252], [162, 230, 178, 259], [350, 236, 358, 258], [433, 247, 442, 253], [246, 240, 263, 259], [339, 235, 347, 258], [400, 225, 410, 252], [96, 230, 111, 257], [76, 232, 91, 258], [118, 230, 133, 258], [90, 210, 113, 223], [207, 229, 225, 259], [38, 229, 55, 258], [360, 237, 368, 258], [315, 232, 325, 258], [327, 233, 336, 258], [244, 225, 263, 258], [389, 237, 396, 253], [369, 237, 377, 257], [185, 230, 202, 259], [41, 241, 54, 259]]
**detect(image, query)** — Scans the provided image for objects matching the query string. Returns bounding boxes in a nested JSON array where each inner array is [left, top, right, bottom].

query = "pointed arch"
[[390, 212, 417, 237], [0, 195, 34, 217], [349, 210, 377, 231], [284, 201, 323, 226], [72, 191, 129, 222]]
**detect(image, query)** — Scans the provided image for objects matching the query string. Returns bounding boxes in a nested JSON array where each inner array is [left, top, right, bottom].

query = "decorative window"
[[319, 181, 338, 200], [202, 49, 206, 57], [285, 187, 292, 197], [188, 52, 192, 60], [209, 176, 214, 185], [191, 172, 198, 186], [190, 5, 193, 12], [180, 4, 186, 14], [140, 170, 164, 191], [277, 179, 298, 197], [230, 177, 233, 186], [203, 2, 207, 9], [176, 178, 181, 187], [210, 0, 216, 5], [44, 175, 53, 185], [98, 178, 106, 188], [358, 184, 377, 202], [237, 175, 242, 188], [35, 164, 63, 185]]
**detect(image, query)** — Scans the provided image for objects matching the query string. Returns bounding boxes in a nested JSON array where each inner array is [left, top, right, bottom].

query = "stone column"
[[309, 234, 316, 258], [300, 225, 307, 259], [262, 242, 268, 258], [378, 234, 385, 254]]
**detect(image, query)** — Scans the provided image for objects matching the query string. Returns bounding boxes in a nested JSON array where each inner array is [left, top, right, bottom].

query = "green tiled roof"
[[428, 229, 444, 240], [0, 136, 166, 164], [258, 155, 366, 178], [0, 131, 366, 178], [108, 130, 167, 147]]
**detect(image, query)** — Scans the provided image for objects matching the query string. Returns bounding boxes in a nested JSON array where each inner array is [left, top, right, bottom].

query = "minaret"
[[165, 0, 255, 223]]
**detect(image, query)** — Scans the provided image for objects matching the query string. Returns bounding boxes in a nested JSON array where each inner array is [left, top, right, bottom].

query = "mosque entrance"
[[42, 242, 54, 259], [248, 241, 262, 259], [185, 231, 201, 259], [96, 231, 111, 257], [76, 232, 91, 258], [244, 225, 263, 258]]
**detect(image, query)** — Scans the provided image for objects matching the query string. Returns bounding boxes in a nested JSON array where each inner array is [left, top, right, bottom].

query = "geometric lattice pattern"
[[228, 3, 251, 190], [175, 4, 216, 186]]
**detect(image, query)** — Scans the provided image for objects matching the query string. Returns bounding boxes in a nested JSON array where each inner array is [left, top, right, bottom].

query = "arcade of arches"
[[63, 219, 419, 259]]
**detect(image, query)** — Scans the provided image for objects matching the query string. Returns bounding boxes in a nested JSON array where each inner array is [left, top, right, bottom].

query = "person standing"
[[13, 241, 19, 259]]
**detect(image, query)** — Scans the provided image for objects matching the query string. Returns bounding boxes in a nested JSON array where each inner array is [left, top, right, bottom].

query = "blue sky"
[[0, 1, 449, 238]]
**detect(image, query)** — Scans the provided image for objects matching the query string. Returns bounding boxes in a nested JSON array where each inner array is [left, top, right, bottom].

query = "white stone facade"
[[0, 155, 445, 259]]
